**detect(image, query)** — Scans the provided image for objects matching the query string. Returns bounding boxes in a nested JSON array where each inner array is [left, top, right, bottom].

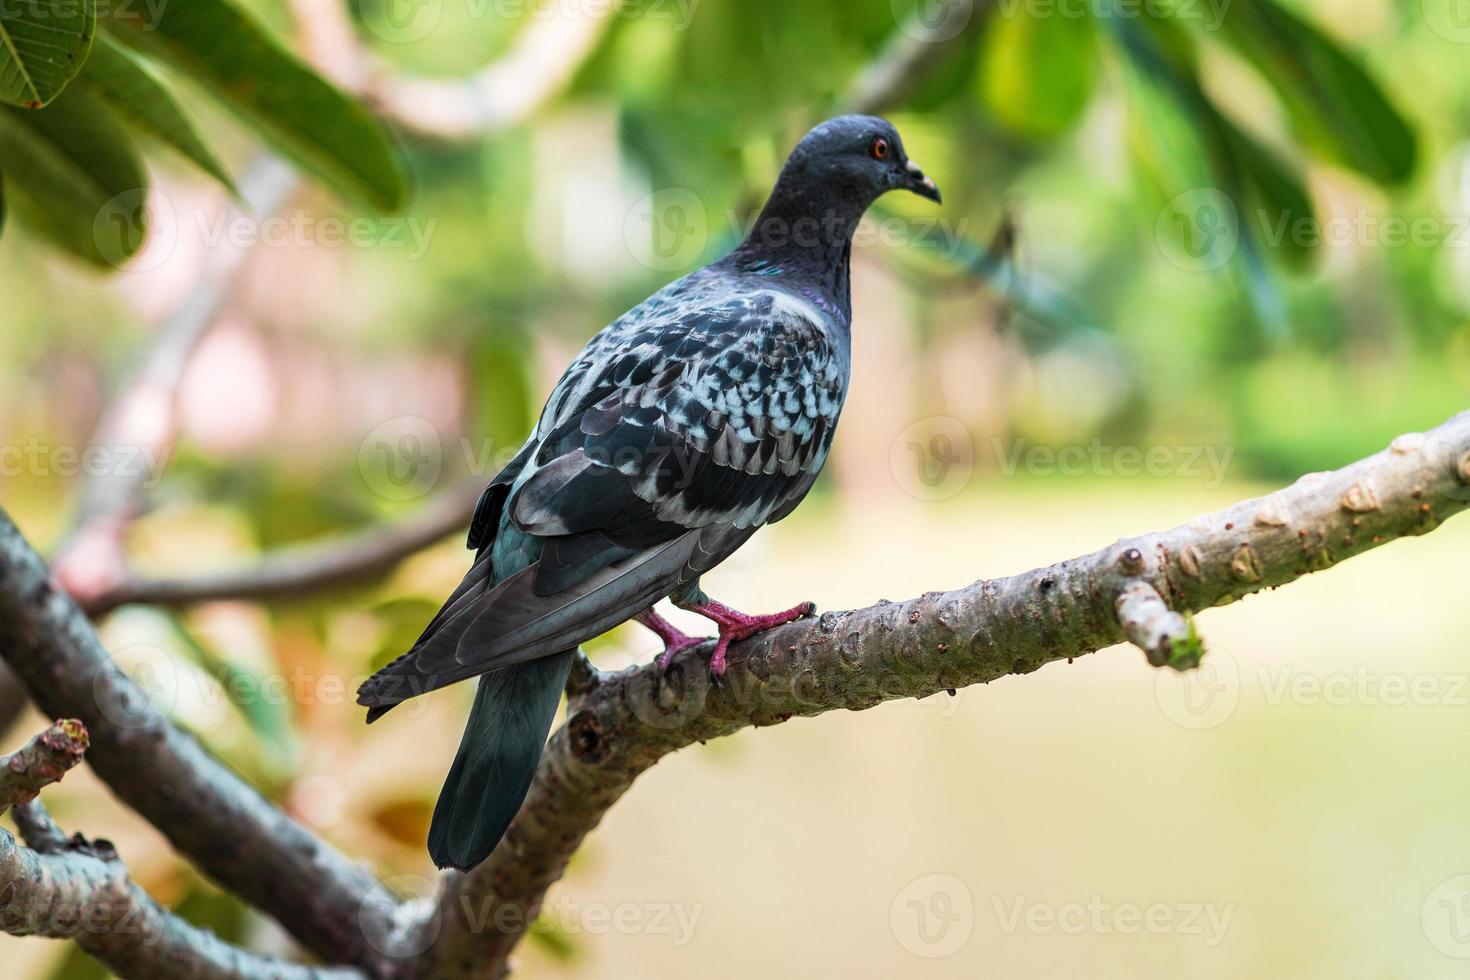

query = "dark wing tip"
[[364, 703, 395, 725]]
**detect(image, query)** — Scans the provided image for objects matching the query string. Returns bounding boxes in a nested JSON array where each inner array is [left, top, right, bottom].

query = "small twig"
[[82, 478, 485, 616], [1115, 580, 1199, 669], [309, 0, 614, 141], [13, 800, 69, 853], [0, 719, 89, 816]]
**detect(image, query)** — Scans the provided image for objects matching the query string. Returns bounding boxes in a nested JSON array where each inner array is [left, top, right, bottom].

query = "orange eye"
[[869, 137, 891, 160]]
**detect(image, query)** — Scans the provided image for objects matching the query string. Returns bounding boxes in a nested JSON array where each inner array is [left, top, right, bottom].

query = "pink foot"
[[687, 599, 816, 675], [635, 609, 709, 671]]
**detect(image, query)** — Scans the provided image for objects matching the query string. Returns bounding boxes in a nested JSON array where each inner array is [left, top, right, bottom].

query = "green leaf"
[[1219, 119, 1315, 270], [0, 0, 95, 108], [1215, 0, 1415, 184], [978, 9, 1096, 139], [0, 84, 148, 265], [77, 33, 235, 193], [102, 0, 406, 210], [1108, 13, 1302, 333]]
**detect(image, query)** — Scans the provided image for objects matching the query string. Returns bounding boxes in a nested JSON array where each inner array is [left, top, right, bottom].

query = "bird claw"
[[644, 600, 816, 677], [655, 635, 709, 673], [700, 599, 817, 677]]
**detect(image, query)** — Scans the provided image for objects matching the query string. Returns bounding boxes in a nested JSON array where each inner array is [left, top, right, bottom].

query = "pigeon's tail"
[[428, 649, 574, 871]]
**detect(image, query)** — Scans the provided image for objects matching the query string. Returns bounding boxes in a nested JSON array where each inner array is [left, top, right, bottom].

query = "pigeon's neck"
[[729, 180, 871, 323]]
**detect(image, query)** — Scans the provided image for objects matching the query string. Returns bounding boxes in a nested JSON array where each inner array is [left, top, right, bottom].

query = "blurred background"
[[2, 0, 1469, 975]]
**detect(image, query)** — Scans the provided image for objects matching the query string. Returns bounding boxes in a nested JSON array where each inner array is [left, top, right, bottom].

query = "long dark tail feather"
[[427, 649, 574, 871]]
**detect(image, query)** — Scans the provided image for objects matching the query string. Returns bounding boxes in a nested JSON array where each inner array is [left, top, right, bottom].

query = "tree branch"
[[0, 726, 361, 980], [81, 478, 485, 617], [0, 514, 396, 973], [361, 2, 615, 141], [410, 410, 1470, 977]]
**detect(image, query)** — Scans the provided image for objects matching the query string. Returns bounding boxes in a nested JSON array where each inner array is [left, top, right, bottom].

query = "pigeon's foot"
[[635, 609, 710, 671], [683, 599, 816, 675]]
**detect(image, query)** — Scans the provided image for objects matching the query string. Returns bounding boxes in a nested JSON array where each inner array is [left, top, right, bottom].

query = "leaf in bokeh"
[[1108, 13, 1303, 332], [978, 8, 1097, 139], [166, 612, 299, 781], [1216, 0, 1415, 184], [0, 0, 94, 108], [529, 914, 581, 962], [77, 33, 236, 194], [102, 0, 406, 210], [0, 84, 146, 266], [1218, 117, 1315, 271]]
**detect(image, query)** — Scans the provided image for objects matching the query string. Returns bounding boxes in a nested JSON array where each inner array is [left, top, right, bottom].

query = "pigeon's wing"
[[357, 288, 846, 708], [514, 291, 846, 584]]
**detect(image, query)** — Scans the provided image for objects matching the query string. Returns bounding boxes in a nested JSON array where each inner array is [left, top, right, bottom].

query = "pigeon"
[[357, 115, 941, 872]]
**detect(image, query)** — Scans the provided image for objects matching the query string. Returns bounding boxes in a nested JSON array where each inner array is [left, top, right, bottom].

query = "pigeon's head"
[[784, 115, 942, 206]]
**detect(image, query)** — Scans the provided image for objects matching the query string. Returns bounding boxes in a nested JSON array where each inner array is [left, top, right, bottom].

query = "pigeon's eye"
[[868, 137, 891, 160]]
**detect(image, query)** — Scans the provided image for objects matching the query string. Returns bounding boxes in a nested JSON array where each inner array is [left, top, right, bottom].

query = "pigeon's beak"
[[904, 159, 942, 204]]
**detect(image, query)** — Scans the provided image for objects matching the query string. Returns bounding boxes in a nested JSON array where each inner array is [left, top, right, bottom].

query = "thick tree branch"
[[410, 410, 1470, 977], [82, 478, 485, 617], [0, 719, 88, 816], [0, 514, 395, 973], [0, 728, 360, 980]]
